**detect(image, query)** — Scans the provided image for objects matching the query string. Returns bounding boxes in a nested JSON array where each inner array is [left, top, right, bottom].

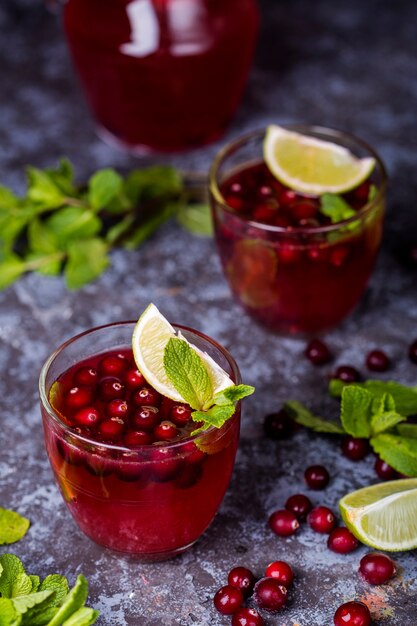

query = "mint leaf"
[[105, 215, 135, 245], [330, 379, 417, 415], [371, 434, 417, 476], [12, 590, 54, 615], [368, 184, 378, 201], [46, 207, 101, 245], [0, 598, 19, 626], [39, 575, 69, 606], [124, 166, 182, 205], [25, 252, 63, 277], [192, 404, 235, 430], [320, 193, 356, 223], [284, 400, 344, 434], [46, 575, 89, 626], [122, 203, 177, 250], [45, 159, 76, 197], [27, 167, 66, 208], [29, 576, 40, 593], [164, 338, 213, 410], [340, 386, 373, 437], [10, 573, 33, 598], [0, 255, 26, 289], [396, 424, 417, 439], [370, 393, 405, 435], [88, 169, 123, 210], [212, 385, 255, 407], [0, 185, 19, 209], [62, 607, 99, 626], [0, 508, 30, 545], [27, 219, 59, 255], [0, 555, 26, 598], [177, 203, 213, 236], [64, 238, 109, 289]]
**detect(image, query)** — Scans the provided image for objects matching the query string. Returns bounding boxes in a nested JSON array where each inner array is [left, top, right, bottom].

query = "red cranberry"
[[229, 182, 243, 195], [333, 365, 361, 383], [116, 453, 144, 482], [170, 405, 192, 427], [305, 339, 332, 365], [98, 354, 129, 377], [125, 368, 146, 388], [259, 184, 273, 198], [330, 245, 350, 267], [334, 601, 371, 626], [98, 418, 125, 441], [213, 585, 243, 615], [365, 349, 390, 372], [153, 420, 179, 441], [354, 181, 371, 202], [124, 430, 152, 446], [285, 493, 312, 521], [308, 245, 328, 262], [98, 378, 125, 401], [253, 204, 277, 223], [308, 506, 337, 533], [292, 200, 318, 221], [341, 437, 369, 461], [328, 527, 359, 554], [279, 189, 297, 206], [132, 386, 160, 407], [85, 449, 115, 476], [149, 447, 182, 482], [274, 215, 292, 228], [277, 242, 301, 264], [106, 399, 131, 419], [232, 608, 264, 626], [264, 561, 294, 587], [73, 406, 102, 428], [73, 366, 98, 387], [180, 441, 206, 465], [374, 457, 398, 480], [268, 509, 299, 537], [253, 577, 288, 612], [64, 386, 95, 410], [226, 195, 245, 212], [263, 409, 294, 439], [304, 465, 330, 490], [131, 406, 160, 432], [408, 339, 417, 364], [227, 567, 256, 597], [359, 553, 396, 585]]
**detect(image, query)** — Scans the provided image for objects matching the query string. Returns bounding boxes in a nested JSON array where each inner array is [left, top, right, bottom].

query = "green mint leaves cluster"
[[0, 509, 30, 545], [319, 185, 377, 225], [163, 337, 254, 434], [286, 379, 417, 476], [0, 554, 98, 626], [0, 159, 212, 291]]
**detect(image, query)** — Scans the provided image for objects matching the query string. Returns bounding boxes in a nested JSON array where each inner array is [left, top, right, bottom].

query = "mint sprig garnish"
[[285, 379, 417, 476], [0, 554, 98, 626], [320, 193, 356, 223], [0, 508, 29, 545], [0, 159, 212, 290], [163, 337, 254, 433]]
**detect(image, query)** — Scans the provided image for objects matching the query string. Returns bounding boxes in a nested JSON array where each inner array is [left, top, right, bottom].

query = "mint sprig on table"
[[163, 337, 254, 434], [0, 159, 212, 290], [285, 379, 417, 476]]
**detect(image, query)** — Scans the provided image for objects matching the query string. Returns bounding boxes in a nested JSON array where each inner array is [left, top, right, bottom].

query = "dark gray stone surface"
[[1, 1, 417, 624]]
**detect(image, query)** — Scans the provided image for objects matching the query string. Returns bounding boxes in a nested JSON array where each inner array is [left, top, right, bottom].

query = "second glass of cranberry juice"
[[39, 322, 241, 560], [209, 126, 387, 334]]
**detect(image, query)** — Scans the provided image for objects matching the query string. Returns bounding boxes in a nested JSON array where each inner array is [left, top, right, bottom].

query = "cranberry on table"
[[170, 405, 192, 426], [263, 409, 294, 439], [334, 601, 371, 626], [98, 378, 125, 401], [125, 368, 146, 388], [132, 386, 160, 407], [409, 339, 417, 364], [228, 566, 256, 596], [269, 509, 300, 537], [365, 349, 390, 372], [308, 506, 337, 533], [341, 436, 369, 461], [73, 406, 102, 427], [305, 339, 332, 365], [73, 366, 98, 387], [327, 527, 359, 554], [304, 465, 330, 490], [99, 354, 129, 377], [264, 560, 294, 587], [374, 457, 399, 481], [213, 585, 244, 615], [253, 577, 288, 612], [153, 420, 179, 441], [232, 608, 264, 626], [333, 365, 361, 383], [359, 553, 396, 585], [285, 493, 313, 521], [131, 406, 160, 432]]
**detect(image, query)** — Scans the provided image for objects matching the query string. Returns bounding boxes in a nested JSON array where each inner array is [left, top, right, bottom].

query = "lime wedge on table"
[[339, 479, 417, 551], [264, 125, 376, 195], [132, 303, 233, 403]]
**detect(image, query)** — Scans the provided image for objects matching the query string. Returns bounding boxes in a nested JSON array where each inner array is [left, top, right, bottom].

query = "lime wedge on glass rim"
[[339, 478, 417, 552], [132, 303, 234, 403], [263, 125, 376, 195]]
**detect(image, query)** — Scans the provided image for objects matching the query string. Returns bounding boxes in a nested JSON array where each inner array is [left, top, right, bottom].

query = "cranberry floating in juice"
[[209, 125, 387, 334], [39, 305, 253, 559], [63, 0, 259, 152]]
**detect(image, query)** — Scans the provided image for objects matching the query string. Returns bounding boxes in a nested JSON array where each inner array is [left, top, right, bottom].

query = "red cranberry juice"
[[214, 163, 384, 333], [42, 349, 240, 557], [63, 0, 259, 152]]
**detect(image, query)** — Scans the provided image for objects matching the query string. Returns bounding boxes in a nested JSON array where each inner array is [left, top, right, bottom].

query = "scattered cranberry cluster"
[[221, 162, 370, 229], [55, 350, 195, 446], [213, 561, 295, 625]]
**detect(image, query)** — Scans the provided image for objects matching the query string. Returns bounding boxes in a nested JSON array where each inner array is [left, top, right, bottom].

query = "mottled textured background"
[[1, 0, 417, 624]]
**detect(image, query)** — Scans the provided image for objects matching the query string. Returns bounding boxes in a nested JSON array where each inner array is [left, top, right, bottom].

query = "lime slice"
[[264, 125, 376, 195], [132, 303, 233, 403], [339, 478, 417, 551]]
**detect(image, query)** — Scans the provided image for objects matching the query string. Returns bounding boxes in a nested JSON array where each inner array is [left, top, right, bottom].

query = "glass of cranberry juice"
[[39, 322, 241, 560], [209, 126, 387, 334]]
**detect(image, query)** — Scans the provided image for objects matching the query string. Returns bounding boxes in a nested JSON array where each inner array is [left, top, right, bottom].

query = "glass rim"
[[208, 124, 388, 235], [39, 320, 242, 452]]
